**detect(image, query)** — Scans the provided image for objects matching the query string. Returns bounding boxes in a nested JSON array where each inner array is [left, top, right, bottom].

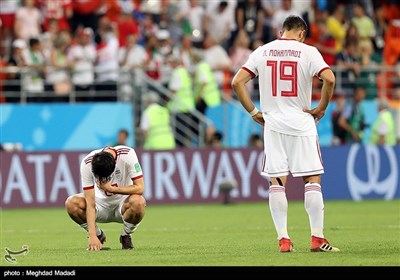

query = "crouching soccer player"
[[65, 146, 146, 251]]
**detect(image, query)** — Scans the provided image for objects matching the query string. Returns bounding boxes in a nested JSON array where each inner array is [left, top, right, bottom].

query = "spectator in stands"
[[378, 18, 400, 100], [335, 38, 361, 95], [25, 37, 46, 98], [313, 19, 337, 66], [351, 2, 376, 51], [205, 0, 238, 47], [326, 3, 347, 53], [383, 19, 400, 67], [140, 13, 159, 41], [173, 34, 201, 76], [202, 34, 232, 99], [357, 42, 382, 100], [45, 31, 73, 101], [204, 1, 233, 50], [14, 0, 41, 45], [229, 30, 252, 74], [157, 29, 174, 87], [67, 27, 96, 102], [236, 0, 264, 42], [70, 0, 103, 34], [372, 3, 389, 56], [344, 22, 360, 46], [338, 86, 368, 144], [40, 19, 60, 61], [369, 97, 396, 146], [40, 0, 73, 32], [139, 91, 176, 150], [118, 33, 147, 101], [271, 0, 300, 39], [174, 0, 206, 48], [159, 1, 182, 45], [261, 1, 280, 42], [143, 34, 162, 82], [229, 30, 253, 96], [102, 0, 121, 24], [5, 39, 30, 102], [117, 1, 140, 48], [0, 0, 18, 59], [94, 21, 119, 102], [118, 33, 147, 69]]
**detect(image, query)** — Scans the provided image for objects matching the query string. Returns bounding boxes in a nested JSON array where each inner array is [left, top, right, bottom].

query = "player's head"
[[92, 151, 116, 183], [281, 15, 308, 42]]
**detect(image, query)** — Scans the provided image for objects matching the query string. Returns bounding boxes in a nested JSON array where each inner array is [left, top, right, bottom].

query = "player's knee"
[[127, 195, 146, 211], [65, 195, 82, 213]]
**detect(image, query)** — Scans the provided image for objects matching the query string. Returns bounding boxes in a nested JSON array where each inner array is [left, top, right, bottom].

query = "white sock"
[[304, 182, 324, 238], [269, 185, 289, 240], [80, 223, 102, 236], [121, 221, 140, 236]]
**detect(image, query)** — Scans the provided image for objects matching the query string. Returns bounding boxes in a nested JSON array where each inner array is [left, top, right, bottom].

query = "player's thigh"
[[287, 135, 324, 177], [262, 129, 289, 177]]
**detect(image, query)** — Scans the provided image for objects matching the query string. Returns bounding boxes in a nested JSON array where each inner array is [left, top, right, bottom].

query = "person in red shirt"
[[70, 0, 103, 34], [314, 19, 336, 66], [117, 1, 139, 48], [39, 0, 73, 32]]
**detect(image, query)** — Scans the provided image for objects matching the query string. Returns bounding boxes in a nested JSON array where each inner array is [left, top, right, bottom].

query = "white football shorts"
[[261, 128, 324, 178], [95, 196, 128, 223]]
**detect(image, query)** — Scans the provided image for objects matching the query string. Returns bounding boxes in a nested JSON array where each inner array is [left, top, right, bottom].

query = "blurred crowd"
[[0, 0, 399, 103], [0, 0, 399, 148]]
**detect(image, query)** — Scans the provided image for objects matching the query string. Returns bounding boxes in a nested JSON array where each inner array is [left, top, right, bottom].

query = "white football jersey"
[[242, 38, 330, 136], [80, 145, 143, 206]]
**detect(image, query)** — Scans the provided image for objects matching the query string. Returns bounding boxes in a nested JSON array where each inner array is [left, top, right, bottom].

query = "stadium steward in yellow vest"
[[194, 58, 221, 115], [370, 98, 396, 146], [140, 92, 176, 150]]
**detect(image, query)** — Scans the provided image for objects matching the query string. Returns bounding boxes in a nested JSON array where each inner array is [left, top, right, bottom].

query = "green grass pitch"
[[1, 199, 399, 267]]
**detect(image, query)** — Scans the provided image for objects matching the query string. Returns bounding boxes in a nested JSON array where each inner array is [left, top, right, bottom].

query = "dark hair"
[[119, 129, 129, 137], [91, 151, 115, 183], [212, 131, 223, 141], [282, 15, 308, 34], [29, 38, 40, 47]]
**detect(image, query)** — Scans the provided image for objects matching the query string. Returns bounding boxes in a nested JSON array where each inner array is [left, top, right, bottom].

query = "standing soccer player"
[[65, 145, 146, 251], [231, 15, 339, 253]]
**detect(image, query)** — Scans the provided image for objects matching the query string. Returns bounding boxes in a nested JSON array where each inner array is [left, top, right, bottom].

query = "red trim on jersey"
[[117, 148, 130, 155], [317, 67, 330, 78], [83, 186, 94, 190], [241, 66, 256, 78], [84, 156, 93, 165], [277, 38, 297, 41], [103, 146, 119, 162], [132, 175, 143, 181]]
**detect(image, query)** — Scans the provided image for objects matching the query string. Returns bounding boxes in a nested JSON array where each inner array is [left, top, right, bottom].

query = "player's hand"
[[97, 181, 113, 193], [252, 112, 264, 127], [303, 107, 326, 125], [87, 235, 102, 251]]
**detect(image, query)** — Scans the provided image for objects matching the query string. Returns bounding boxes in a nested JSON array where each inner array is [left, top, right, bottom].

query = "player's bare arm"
[[231, 68, 264, 126], [97, 177, 145, 196], [304, 69, 335, 124], [84, 188, 102, 251]]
